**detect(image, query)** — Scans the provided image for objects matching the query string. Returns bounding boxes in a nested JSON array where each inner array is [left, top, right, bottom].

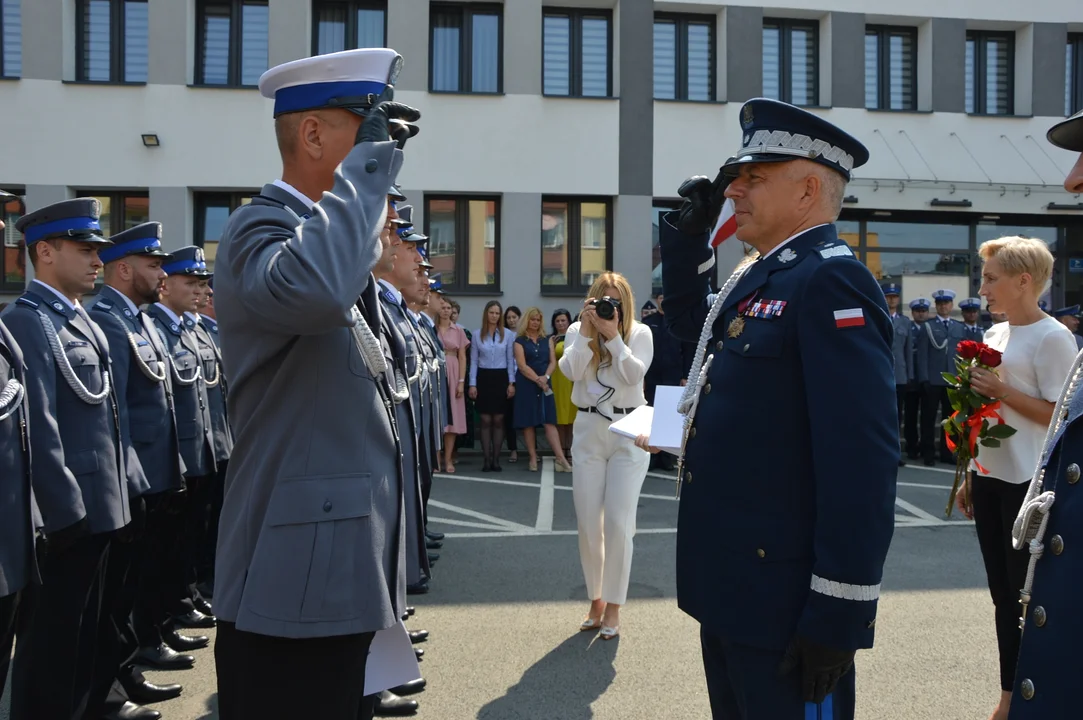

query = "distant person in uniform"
[[210, 48, 420, 719], [883, 283, 911, 467], [660, 98, 897, 719], [916, 289, 968, 465], [1052, 305, 1083, 350], [1009, 108, 1083, 719], [960, 297, 985, 341], [904, 298, 929, 461], [641, 300, 657, 320]]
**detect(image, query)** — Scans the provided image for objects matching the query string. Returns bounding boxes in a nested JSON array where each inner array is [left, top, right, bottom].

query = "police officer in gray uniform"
[[4, 198, 131, 720], [406, 265, 441, 555], [959, 297, 985, 342], [882, 283, 912, 467], [211, 47, 420, 719], [916, 289, 968, 465], [145, 245, 218, 657], [87, 222, 188, 717], [0, 202, 39, 705]]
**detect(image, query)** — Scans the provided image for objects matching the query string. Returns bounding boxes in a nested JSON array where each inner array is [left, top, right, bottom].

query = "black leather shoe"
[[427, 553, 439, 564], [389, 678, 427, 696], [132, 643, 195, 670], [414, 647, 424, 660], [425, 530, 444, 541], [426, 539, 443, 550], [406, 581, 429, 595], [375, 689, 418, 716], [173, 609, 216, 629], [193, 596, 214, 616], [104, 701, 161, 720], [492, 463, 502, 472], [124, 679, 183, 704], [165, 629, 210, 652], [409, 629, 429, 644], [406, 606, 416, 616]]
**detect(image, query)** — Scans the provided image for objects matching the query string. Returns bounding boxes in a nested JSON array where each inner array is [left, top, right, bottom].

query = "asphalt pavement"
[[2, 457, 1002, 720]]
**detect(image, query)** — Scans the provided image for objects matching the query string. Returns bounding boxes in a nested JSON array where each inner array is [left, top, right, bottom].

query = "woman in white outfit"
[[559, 272, 654, 640]]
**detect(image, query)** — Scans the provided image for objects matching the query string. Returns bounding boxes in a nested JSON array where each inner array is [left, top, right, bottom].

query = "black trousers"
[[215, 621, 374, 720], [181, 473, 216, 605], [0, 588, 31, 705], [133, 491, 187, 646], [10, 533, 110, 720], [920, 385, 955, 463], [700, 626, 855, 719], [199, 459, 228, 590], [972, 475, 1030, 692], [904, 385, 923, 458]]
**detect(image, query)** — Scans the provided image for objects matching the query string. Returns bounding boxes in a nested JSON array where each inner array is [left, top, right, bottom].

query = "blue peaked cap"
[[99, 222, 173, 264], [162, 246, 212, 277], [15, 198, 111, 246], [1053, 304, 1081, 318]]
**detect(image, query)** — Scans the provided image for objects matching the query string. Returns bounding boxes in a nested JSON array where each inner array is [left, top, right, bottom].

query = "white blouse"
[[558, 321, 654, 413], [974, 317, 1078, 484]]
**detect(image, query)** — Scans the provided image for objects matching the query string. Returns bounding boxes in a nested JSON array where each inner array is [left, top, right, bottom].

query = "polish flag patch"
[[833, 308, 865, 328]]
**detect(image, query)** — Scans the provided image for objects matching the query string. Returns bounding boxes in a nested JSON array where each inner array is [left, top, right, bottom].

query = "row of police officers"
[[0, 196, 233, 720]]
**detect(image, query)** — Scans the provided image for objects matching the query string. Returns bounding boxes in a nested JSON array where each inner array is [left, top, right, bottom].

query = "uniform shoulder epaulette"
[[816, 241, 854, 260], [15, 296, 38, 309]]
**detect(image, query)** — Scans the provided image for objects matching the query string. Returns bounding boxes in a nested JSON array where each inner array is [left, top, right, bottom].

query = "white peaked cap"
[[258, 48, 403, 117]]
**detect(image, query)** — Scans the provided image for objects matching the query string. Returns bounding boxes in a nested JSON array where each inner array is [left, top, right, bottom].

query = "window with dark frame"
[[541, 197, 612, 294], [762, 18, 818, 107], [196, 0, 269, 87], [423, 196, 500, 293], [312, 0, 387, 55], [429, 3, 502, 94], [195, 191, 255, 272], [965, 30, 1014, 115], [865, 25, 917, 111], [653, 13, 714, 102], [1, 0, 21, 79], [1, 189, 25, 291], [542, 8, 611, 98], [76, 0, 148, 83], [1069, 33, 1083, 116]]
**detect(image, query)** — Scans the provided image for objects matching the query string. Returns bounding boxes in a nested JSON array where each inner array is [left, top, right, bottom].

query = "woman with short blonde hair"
[[964, 235, 1078, 720], [512, 307, 571, 472], [559, 271, 654, 639]]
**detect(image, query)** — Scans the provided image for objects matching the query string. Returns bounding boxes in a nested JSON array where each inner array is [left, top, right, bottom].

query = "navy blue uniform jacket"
[[661, 217, 898, 652]]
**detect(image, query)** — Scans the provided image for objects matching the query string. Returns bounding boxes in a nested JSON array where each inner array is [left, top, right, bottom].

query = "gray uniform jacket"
[[0, 319, 40, 598], [186, 314, 233, 463], [146, 304, 216, 478], [2, 285, 129, 535], [890, 314, 914, 386], [213, 141, 407, 639], [88, 286, 185, 496], [916, 316, 969, 387], [408, 311, 437, 475], [422, 314, 449, 434]]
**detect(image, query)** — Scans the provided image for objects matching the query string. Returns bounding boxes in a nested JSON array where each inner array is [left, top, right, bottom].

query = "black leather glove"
[[355, 97, 422, 148], [779, 635, 856, 703], [45, 516, 90, 557], [673, 163, 732, 236]]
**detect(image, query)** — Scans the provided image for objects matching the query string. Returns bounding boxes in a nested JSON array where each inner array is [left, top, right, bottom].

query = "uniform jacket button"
[[704, 383, 712, 394], [1050, 535, 1064, 555], [323, 501, 333, 512], [1033, 606, 1047, 627], [716, 340, 724, 351], [756, 548, 766, 558], [743, 343, 750, 353], [689, 427, 696, 439], [365, 158, 379, 173], [684, 471, 692, 484], [1020, 678, 1035, 700], [1067, 463, 1081, 484]]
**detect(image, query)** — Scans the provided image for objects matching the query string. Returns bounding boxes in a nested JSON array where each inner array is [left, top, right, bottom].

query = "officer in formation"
[[1052, 305, 1083, 350], [883, 283, 912, 467], [213, 47, 423, 719], [916, 289, 968, 466], [903, 298, 930, 461], [1009, 108, 1083, 718], [959, 297, 985, 342], [661, 98, 897, 719]]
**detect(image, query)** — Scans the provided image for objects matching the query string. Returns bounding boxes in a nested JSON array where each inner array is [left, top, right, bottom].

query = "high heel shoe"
[[579, 617, 603, 632], [555, 460, 572, 473], [482, 459, 493, 472], [599, 624, 620, 640], [528, 460, 538, 472]]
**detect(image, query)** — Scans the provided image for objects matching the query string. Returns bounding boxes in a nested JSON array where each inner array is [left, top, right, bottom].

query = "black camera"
[[590, 296, 622, 320]]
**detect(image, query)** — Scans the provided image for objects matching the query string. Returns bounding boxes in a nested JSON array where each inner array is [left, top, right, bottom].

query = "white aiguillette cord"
[[674, 259, 755, 499]]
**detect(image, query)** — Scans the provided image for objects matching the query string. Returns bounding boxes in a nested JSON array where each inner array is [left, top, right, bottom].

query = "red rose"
[[978, 347, 1003, 368], [957, 340, 981, 360]]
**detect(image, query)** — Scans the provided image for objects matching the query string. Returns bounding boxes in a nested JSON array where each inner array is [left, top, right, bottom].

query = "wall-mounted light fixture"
[[930, 198, 972, 208], [843, 195, 859, 204], [141, 133, 160, 147], [1047, 202, 1083, 211]]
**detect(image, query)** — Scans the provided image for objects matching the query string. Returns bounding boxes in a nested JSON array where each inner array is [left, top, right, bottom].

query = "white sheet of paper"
[[609, 405, 654, 442], [363, 621, 422, 695], [648, 385, 685, 455]]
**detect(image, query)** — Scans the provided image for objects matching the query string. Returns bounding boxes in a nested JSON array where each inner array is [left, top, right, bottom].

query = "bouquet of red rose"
[[943, 340, 1018, 517]]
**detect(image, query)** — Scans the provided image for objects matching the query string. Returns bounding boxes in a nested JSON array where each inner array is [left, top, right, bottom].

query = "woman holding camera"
[[559, 272, 654, 639]]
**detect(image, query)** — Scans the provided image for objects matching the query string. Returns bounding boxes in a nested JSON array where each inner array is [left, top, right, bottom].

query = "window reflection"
[[866, 221, 969, 250]]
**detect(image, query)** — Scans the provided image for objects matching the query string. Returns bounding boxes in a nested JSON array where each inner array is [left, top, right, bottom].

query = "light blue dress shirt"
[[469, 329, 516, 386]]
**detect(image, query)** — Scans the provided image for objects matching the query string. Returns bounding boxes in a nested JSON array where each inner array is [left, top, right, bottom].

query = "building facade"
[[0, 0, 1081, 325]]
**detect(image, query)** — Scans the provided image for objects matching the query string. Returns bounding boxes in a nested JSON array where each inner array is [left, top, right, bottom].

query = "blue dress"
[[513, 335, 557, 429]]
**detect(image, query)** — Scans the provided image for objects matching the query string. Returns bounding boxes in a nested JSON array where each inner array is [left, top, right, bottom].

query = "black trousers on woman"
[[972, 474, 1030, 691]]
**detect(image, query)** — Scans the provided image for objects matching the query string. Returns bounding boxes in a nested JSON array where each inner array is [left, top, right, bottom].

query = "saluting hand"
[[356, 97, 422, 148]]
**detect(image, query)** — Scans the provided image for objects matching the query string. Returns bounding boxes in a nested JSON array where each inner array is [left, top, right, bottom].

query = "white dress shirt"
[[154, 302, 184, 327], [105, 284, 140, 317], [559, 321, 654, 413], [32, 279, 78, 310], [273, 179, 317, 210]]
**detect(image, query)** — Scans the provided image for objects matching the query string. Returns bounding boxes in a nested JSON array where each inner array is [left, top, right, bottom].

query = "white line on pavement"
[[427, 499, 533, 532], [906, 464, 956, 475], [898, 481, 953, 490], [895, 496, 947, 524], [434, 472, 540, 489], [536, 458, 555, 531], [427, 516, 518, 531]]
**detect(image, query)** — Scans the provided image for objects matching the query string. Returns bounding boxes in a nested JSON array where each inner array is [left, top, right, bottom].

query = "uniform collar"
[[102, 284, 141, 318], [760, 224, 831, 260], [31, 279, 79, 315], [154, 302, 184, 327], [377, 278, 403, 305], [272, 180, 316, 212], [184, 311, 201, 328]]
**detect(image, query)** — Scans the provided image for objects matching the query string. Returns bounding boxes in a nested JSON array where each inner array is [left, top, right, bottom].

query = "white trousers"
[[571, 412, 651, 606]]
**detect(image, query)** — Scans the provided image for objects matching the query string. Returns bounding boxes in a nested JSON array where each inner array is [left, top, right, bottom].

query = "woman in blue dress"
[[513, 307, 572, 473]]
